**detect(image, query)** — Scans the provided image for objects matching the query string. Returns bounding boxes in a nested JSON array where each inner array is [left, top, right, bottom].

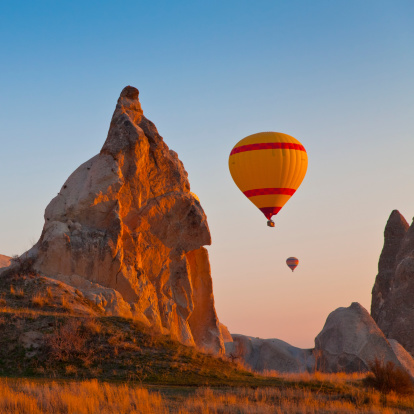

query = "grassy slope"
[[0, 267, 283, 386], [2, 267, 414, 412]]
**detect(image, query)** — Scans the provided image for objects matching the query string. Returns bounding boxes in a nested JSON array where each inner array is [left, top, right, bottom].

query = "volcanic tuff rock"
[[314, 302, 409, 373], [371, 211, 414, 355], [0, 254, 10, 269], [371, 210, 409, 322], [21, 86, 224, 353], [225, 334, 314, 373]]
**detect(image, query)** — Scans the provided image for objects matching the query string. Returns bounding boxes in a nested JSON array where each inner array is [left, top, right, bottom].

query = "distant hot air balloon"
[[286, 257, 299, 272], [228, 132, 308, 227]]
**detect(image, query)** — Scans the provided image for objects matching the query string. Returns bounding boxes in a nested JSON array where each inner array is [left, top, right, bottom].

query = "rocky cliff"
[[371, 210, 414, 355], [24, 86, 224, 354]]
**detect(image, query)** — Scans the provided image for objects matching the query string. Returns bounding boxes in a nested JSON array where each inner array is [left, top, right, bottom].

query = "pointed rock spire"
[[26, 86, 223, 354], [371, 210, 409, 320]]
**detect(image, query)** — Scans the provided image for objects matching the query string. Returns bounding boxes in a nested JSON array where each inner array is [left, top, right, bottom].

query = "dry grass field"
[[1, 374, 414, 414]]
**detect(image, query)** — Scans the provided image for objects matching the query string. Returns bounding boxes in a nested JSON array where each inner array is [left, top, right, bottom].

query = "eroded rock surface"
[[225, 334, 314, 373], [23, 86, 223, 353], [315, 302, 407, 373], [371, 210, 409, 321], [371, 211, 414, 355]]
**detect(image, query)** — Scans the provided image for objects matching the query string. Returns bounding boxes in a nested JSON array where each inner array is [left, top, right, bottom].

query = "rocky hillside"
[[11, 86, 224, 354], [0, 262, 270, 385]]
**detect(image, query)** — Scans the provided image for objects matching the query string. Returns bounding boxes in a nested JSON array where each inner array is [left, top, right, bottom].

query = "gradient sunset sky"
[[1, 1, 413, 347]]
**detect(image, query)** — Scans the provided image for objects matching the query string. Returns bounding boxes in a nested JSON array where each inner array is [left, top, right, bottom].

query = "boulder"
[[371, 211, 414, 355], [389, 339, 414, 378], [19, 86, 224, 354], [225, 334, 314, 373], [315, 302, 406, 373]]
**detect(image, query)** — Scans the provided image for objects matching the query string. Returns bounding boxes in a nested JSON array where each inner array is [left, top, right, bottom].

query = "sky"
[[0, 1, 413, 348]]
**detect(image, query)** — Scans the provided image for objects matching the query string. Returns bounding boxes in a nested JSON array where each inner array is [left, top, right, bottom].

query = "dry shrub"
[[61, 296, 73, 313], [31, 292, 48, 307], [46, 286, 53, 299], [83, 318, 102, 335], [10, 254, 35, 276], [365, 358, 414, 395], [0, 298, 6, 308], [46, 318, 94, 366], [10, 286, 24, 298]]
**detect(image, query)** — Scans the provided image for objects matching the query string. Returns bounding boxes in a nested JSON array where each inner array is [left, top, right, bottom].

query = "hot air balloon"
[[286, 257, 299, 272], [228, 132, 308, 227]]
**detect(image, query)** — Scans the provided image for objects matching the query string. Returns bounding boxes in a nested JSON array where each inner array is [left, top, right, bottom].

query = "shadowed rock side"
[[315, 302, 409, 373], [225, 335, 314, 373], [21, 86, 224, 354], [371, 211, 414, 355], [371, 210, 409, 321]]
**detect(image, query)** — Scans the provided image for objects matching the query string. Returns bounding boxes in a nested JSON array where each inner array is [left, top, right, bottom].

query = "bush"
[[365, 358, 414, 395], [10, 286, 24, 298], [45, 319, 94, 366], [31, 293, 49, 308], [10, 254, 35, 276]]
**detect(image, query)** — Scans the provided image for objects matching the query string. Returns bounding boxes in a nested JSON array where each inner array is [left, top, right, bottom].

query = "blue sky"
[[1, 1, 413, 347]]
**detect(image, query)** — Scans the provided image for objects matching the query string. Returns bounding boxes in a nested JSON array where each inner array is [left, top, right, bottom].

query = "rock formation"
[[22, 86, 224, 354], [225, 334, 314, 373], [371, 210, 414, 355], [0, 254, 10, 269], [371, 210, 409, 321], [315, 302, 409, 373]]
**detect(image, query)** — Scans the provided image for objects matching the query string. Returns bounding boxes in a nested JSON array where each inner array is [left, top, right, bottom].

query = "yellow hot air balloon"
[[228, 132, 308, 227]]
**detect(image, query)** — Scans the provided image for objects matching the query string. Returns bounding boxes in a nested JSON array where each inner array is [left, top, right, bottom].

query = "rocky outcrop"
[[0, 254, 11, 269], [371, 210, 409, 321], [21, 86, 224, 354], [371, 211, 414, 355], [225, 334, 314, 373], [315, 302, 408, 373]]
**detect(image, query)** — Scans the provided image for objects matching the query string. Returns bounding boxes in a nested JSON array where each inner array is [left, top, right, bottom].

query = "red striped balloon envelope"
[[286, 257, 299, 272], [228, 132, 308, 225]]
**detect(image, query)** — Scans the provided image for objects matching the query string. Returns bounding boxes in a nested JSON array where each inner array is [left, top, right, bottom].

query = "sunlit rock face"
[[0, 254, 10, 269], [371, 210, 414, 355], [315, 302, 407, 373], [225, 335, 314, 373], [27, 86, 224, 354]]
